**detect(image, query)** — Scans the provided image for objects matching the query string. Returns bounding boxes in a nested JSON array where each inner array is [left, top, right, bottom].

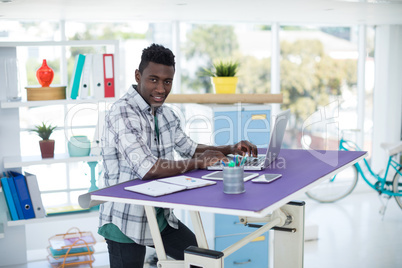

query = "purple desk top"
[[91, 149, 366, 216]]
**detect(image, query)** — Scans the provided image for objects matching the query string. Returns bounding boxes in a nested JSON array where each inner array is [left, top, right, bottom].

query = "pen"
[[221, 160, 226, 167], [240, 156, 247, 166]]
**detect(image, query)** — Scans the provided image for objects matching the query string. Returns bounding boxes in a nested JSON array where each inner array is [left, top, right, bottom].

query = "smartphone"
[[252, 174, 282, 183]]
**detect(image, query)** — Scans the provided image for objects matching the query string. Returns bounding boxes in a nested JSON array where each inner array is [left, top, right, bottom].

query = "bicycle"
[[305, 130, 402, 213]]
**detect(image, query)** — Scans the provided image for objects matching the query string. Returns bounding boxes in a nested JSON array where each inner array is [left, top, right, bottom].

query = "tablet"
[[201, 171, 259, 181], [251, 174, 282, 183]]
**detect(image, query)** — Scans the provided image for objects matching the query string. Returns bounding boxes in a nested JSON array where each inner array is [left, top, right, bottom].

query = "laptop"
[[207, 109, 290, 171]]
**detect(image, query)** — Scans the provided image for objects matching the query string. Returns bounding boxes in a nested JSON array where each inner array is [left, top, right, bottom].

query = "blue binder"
[[70, 54, 86, 99], [7, 176, 24, 219], [10, 171, 35, 219], [1, 177, 19, 220]]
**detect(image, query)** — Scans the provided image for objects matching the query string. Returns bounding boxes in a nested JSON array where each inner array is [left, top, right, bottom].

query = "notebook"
[[124, 176, 217, 197], [208, 109, 290, 171]]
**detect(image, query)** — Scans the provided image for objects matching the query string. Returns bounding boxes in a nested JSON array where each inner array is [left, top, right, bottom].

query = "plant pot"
[[211, 77, 238, 94], [68, 136, 91, 157], [39, 140, 55, 158]]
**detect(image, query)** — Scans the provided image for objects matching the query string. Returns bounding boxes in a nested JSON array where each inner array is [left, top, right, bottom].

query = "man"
[[98, 43, 257, 268]]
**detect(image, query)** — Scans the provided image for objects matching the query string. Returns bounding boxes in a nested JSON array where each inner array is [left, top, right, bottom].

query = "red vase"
[[36, 59, 54, 87]]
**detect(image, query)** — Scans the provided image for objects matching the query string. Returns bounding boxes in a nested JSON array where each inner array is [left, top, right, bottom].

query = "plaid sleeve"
[[172, 114, 197, 158], [108, 106, 158, 179]]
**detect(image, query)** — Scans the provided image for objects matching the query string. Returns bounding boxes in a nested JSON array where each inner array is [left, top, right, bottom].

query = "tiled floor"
[[15, 191, 402, 268]]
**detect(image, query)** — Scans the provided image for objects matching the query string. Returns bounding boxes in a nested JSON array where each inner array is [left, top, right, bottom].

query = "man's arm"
[[142, 150, 227, 180], [194, 140, 258, 159], [142, 141, 258, 180]]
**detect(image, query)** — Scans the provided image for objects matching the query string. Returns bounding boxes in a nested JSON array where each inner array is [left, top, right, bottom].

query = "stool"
[[184, 246, 224, 268]]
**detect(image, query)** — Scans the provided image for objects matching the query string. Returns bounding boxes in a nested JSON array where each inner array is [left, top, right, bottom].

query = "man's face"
[[135, 62, 174, 111]]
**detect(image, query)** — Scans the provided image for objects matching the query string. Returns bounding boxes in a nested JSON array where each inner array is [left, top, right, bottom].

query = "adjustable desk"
[[80, 149, 366, 268]]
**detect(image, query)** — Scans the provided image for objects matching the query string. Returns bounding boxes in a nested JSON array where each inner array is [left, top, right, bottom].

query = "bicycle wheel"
[[392, 167, 402, 210], [306, 165, 358, 203]]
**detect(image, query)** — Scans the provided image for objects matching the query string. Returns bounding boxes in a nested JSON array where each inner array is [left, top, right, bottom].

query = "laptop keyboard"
[[243, 156, 265, 166], [211, 156, 265, 167]]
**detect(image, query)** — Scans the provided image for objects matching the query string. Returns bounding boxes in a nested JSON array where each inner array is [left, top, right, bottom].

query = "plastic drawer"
[[215, 214, 254, 236], [213, 109, 270, 147]]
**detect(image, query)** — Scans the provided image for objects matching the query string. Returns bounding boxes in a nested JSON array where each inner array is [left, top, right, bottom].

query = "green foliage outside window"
[[183, 24, 358, 146]]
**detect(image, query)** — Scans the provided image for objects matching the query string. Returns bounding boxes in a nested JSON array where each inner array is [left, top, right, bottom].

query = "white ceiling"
[[1, 0, 402, 25]]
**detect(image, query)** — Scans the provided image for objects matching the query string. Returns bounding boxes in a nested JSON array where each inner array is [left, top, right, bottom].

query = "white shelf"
[[3, 154, 102, 168], [1, 97, 117, 108], [7, 210, 99, 227]]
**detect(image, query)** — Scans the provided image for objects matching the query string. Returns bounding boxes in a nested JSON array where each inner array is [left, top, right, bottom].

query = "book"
[[24, 172, 46, 218], [91, 54, 104, 99], [124, 176, 216, 197], [46, 205, 90, 216], [49, 232, 96, 250], [0, 177, 19, 220], [47, 254, 93, 266], [79, 53, 92, 99], [11, 171, 35, 219], [159, 176, 217, 189], [70, 54, 86, 99], [7, 176, 24, 219], [49, 245, 94, 257], [103, 54, 115, 98]]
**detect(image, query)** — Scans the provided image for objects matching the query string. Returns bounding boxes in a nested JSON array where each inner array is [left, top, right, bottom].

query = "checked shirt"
[[99, 85, 197, 246]]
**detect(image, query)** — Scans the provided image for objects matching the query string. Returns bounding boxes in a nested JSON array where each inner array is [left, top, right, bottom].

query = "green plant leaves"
[[203, 60, 239, 77], [31, 122, 57, 140]]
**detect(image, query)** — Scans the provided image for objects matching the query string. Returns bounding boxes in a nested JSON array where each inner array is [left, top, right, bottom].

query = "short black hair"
[[138, 43, 175, 73]]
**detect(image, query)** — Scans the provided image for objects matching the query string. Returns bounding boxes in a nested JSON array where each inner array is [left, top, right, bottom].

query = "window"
[[179, 22, 271, 94], [1, 20, 373, 207], [279, 25, 359, 151]]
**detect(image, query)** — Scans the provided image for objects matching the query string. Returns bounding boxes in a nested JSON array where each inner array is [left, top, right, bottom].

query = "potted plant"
[[32, 122, 57, 158], [203, 60, 239, 94]]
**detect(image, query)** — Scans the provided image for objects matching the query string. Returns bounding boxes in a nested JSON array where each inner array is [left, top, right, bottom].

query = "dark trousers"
[[106, 221, 197, 268]]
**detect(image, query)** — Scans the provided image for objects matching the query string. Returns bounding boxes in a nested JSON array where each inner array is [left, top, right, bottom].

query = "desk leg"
[[144, 205, 167, 260], [189, 211, 209, 249], [274, 201, 305, 268]]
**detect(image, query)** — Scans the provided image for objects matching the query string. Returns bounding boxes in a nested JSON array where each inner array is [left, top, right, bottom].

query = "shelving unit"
[[7, 210, 99, 227], [1, 97, 117, 109], [3, 154, 101, 168], [0, 40, 119, 267]]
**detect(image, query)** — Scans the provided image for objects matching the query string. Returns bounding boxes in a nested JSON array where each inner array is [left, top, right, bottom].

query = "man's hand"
[[232, 140, 258, 157], [196, 150, 228, 169]]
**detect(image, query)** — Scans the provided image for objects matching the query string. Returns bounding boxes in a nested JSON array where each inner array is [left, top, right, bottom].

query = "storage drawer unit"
[[214, 214, 255, 237], [213, 105, 271, 267], [213, 105, 271, 148], [182, 104, 271, 267]]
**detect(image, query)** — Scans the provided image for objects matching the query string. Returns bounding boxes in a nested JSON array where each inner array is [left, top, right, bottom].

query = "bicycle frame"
[[338, 138, 402, 197]]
